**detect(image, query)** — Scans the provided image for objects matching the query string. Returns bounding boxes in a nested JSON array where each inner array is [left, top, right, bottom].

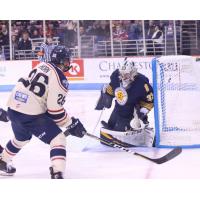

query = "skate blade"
[[0, 171, 15, 176]]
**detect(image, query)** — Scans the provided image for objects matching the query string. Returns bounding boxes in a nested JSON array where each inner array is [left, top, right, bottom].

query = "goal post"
[[152, 55, 200, 148]]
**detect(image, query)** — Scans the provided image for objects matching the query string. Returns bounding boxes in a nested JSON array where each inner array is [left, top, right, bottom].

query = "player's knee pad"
[[50, 133, 66, 173]]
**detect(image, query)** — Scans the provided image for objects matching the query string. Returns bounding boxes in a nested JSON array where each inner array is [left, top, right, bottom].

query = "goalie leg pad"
[[100, 131, 114, 147], [100, 127, 155, 147], [100, 129, 139, 147]]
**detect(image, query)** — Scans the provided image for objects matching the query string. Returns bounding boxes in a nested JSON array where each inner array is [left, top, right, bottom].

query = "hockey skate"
[[49, 167, 63, 179], [0, 159, 16, 176]]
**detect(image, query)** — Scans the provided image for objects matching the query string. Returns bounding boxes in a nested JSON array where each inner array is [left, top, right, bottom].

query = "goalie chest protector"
[[109, 69, 153, 118]]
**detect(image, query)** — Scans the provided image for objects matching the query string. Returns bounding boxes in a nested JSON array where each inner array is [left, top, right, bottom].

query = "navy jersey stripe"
[[47, 110, 66, 121]]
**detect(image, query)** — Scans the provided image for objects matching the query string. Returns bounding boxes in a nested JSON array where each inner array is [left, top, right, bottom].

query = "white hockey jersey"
[[7, 62, 71, 127]]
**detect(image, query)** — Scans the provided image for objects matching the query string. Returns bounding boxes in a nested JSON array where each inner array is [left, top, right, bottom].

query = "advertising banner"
[[32, 59, 85, 81], [83, 57, 153, 83], [0, 57, 154, 91]]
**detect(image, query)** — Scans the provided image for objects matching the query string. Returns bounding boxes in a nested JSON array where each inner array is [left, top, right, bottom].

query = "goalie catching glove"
[[65, 117, 86, 138], [0, 108, 9, 122]]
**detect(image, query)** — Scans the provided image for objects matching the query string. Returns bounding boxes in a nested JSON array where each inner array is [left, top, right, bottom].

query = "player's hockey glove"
[[65, 117, 86, 138], [0, 108, 9, 122]]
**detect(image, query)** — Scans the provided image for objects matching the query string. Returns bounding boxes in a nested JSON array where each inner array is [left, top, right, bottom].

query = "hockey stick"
[[85, 132, 182, 164], [92, 108, 105, 134]]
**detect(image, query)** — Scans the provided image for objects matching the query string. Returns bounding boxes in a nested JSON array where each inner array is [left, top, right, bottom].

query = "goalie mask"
[[50, 45, 72, 72], [119, 57, 137, 88]]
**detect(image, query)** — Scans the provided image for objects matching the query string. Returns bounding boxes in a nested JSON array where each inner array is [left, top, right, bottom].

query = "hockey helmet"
[[118, 57, 137, 87], [50, 45, 72, 72]]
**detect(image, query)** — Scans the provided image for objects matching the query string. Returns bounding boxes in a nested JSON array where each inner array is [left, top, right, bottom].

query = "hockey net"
[[152, 55, 200, 147]]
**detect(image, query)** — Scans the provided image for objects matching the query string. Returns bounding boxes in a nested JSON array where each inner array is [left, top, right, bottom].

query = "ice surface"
[[0, 91, 199, 179]]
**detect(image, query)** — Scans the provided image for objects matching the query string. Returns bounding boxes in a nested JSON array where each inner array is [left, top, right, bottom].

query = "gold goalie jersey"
[[7, 62, 71, 127]]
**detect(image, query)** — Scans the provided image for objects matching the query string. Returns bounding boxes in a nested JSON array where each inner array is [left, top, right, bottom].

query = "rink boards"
[[0, 57, 153, 92]]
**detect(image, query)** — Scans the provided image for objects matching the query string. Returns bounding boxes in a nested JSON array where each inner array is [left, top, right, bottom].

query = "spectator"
[[18, 32, 32, 50], [128, 21, 142, 40], [146, 20, 155, 39], [79, 20, 95, 33], [152, 25, 163, 55], [45, 22, 54, 37], [66, 21, 77, 47], [95, 21, 110, 42], [0, 46, 5, 61], [11, 23, 21, 41], [31, 29, 41, 39], [79, 26, 86, 37], [61, 21, 77, 48], [29, 21, 38, 37], [11, 34, 19, 50], [11, 34, 18, 60], [146, 21, 156, 55], [113, 25, 128, 41], [0, 33, 4, 47], [87, 21, 100, 36], [112, 24, 128, 56], [0, 24, 9, 46], [126, 20, 142, 56]]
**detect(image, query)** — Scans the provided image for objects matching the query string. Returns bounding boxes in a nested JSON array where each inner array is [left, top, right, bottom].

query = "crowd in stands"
[[0, 20, 195, 59], [1, 20, 167, 45]]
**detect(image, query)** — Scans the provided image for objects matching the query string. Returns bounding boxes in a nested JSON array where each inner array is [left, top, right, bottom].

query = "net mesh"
[[153, 55, 200, 147]]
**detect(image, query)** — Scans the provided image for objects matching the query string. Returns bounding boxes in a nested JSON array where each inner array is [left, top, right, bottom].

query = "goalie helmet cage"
[[152, 55, 200, 148]]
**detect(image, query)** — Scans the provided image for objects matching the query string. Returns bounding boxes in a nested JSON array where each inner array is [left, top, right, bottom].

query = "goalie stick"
[[84, 132, 182, 164]]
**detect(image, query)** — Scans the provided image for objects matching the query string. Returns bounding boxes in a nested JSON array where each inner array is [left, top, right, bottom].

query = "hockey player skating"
[[0, 46, 86, 178], [96, 57, 154, 147]]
